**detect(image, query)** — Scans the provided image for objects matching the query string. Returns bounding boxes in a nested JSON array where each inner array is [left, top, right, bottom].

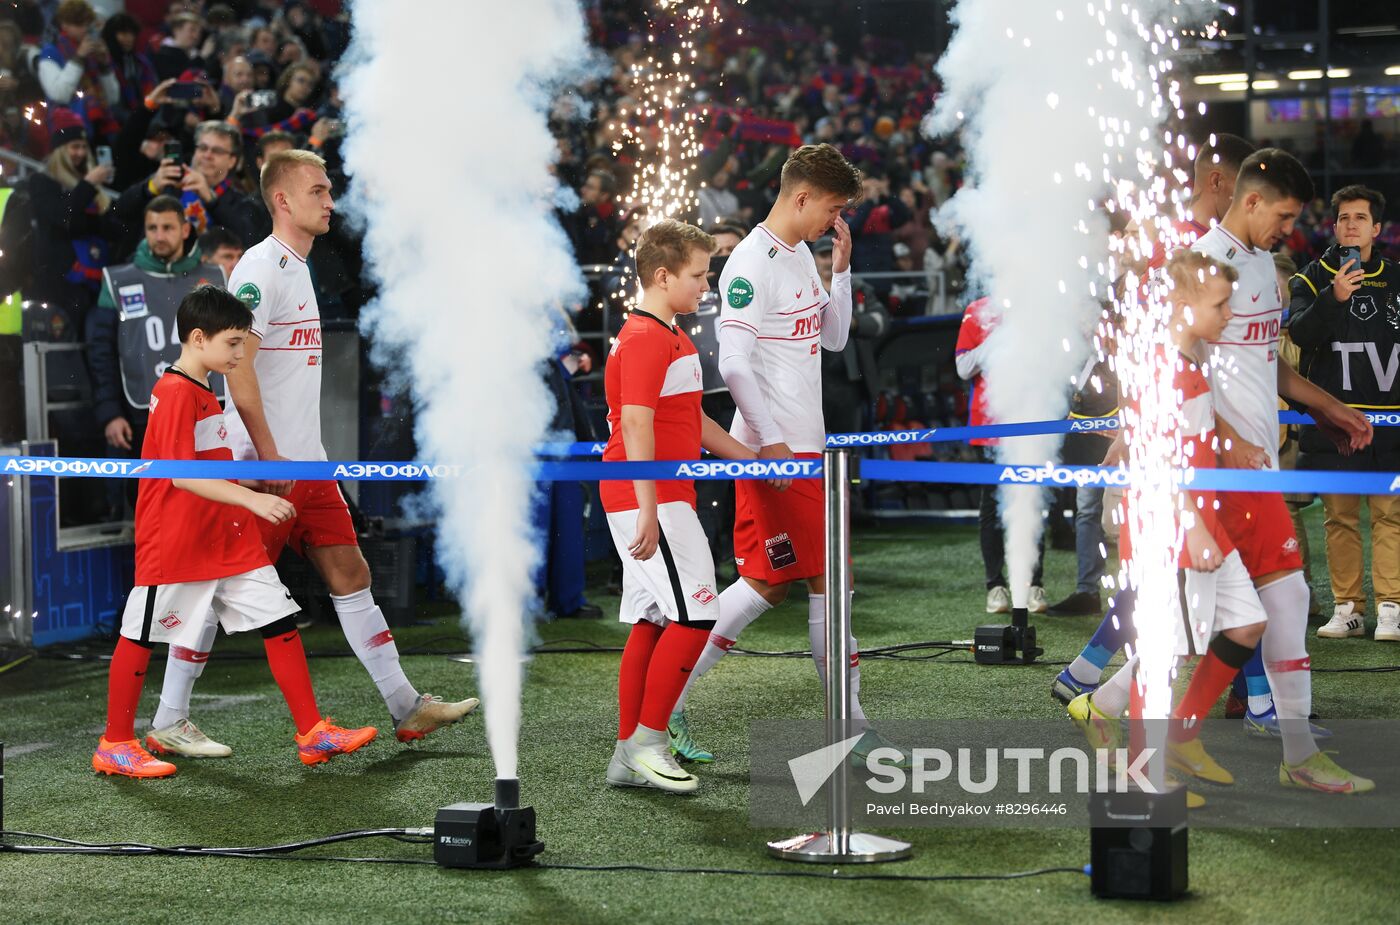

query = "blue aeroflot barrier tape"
[[4, 454, 1399, 494], [538, 409, 1400, 457]]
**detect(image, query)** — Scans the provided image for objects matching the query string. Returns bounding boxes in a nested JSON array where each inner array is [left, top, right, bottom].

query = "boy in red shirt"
[[602, 221, 754, 793], [92, 286, 377, 778]]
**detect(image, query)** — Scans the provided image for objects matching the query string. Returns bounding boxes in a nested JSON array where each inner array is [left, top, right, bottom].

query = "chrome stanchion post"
[[768, 448, 912, 864]]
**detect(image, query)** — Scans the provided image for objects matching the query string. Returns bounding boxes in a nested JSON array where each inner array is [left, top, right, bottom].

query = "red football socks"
[[263, 629, 322, 736], [639, 623, 711, 732], [617, 621, 664, 740], [103, 636, 154, 742]]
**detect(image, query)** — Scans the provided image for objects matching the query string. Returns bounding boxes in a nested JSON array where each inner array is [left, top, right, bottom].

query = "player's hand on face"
[[629, 508, 659, 561], [830, 216, 852, 274], [249, 493, 296, 524], [759, 442, 795, 491], [1331, 259, 1366, 302], [1220, 435, 1268, 470]]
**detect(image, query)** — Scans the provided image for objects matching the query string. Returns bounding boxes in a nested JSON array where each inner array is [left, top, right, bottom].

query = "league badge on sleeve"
[[235, 282, 262, 311], [727, 276, 755, 309]]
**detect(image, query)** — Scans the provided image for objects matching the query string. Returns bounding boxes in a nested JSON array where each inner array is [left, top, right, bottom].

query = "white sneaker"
[[1029, 586, 1049, 614], [985, 586, 1011, 614], [620, 726, 698, 793], [1376, 602, 1400, 642], [144, 719, 232, 758], [1317, 601, 1365, 639], [605, 740, 647, 788]]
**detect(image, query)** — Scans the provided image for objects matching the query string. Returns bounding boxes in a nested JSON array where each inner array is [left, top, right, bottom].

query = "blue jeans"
[[1075, 486, 1106, 595]]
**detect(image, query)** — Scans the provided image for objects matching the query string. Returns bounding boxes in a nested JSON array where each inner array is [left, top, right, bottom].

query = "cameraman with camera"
[[1287, 185, 1400, 642], [114, 120, 257, 254]]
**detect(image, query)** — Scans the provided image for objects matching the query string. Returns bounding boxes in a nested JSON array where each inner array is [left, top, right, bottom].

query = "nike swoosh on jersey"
[[1251, 292, 1261, 302], [297, 301, 308, 311]]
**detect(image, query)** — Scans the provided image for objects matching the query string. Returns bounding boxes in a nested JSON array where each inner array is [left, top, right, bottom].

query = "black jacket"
[[1287, 242, 1400, 468]]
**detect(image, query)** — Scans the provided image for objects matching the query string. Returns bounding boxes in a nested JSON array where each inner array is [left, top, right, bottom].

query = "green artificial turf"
[[2, 504, 1397, 923]]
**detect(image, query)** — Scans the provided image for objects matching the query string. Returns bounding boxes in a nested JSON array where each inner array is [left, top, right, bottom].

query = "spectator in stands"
[[198, 225, 244, 278], [697, 160, 741, 227], [87, 194, 224, 473], [250, 26, 278, 63], [115, 119, 257, 252], [37, 0, 121, 141], [849, 166, 910, 284], [107, 78, 181, 192], [708, 222, 746, 257], [26, 107, 116, 335], [0, 20, 47, 159], [218, 53, 254, 112], [955, 296, 1048, 614], [241, 129, 296, 238], [152, 10, 209, 82], [814, 234, 888, 436], [227, 63, 318, 141], [101, 12, 155, 118], [565, 167, 621, 265], [1288, 185, 1400, 642]]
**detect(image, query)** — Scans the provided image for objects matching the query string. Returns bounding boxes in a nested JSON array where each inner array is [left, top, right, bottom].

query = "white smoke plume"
[[928, 0, 1206, 613], [339, 0, 590, 779]]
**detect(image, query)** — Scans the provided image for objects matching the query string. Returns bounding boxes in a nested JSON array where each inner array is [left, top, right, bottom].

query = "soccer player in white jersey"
[[1181, 148, 1374, 792], [665, 144, 899, 765], [145, 150, 478, 757]]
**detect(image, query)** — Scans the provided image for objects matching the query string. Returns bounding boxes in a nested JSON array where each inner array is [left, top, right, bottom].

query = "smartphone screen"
[[96, 145, 113, 168], [1341, 246, 1361, 269]]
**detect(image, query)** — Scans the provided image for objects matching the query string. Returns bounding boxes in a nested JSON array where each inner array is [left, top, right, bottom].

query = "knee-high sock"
[[807, 593, 867, 731], [1231, 647, 1273, 715], [1067, 587, 1137, 685], [639, 623, 711, 732], [1170, 633, 1256, 743], [262, 627, 321, 736], [672, 580, 771, 711], [1091, 654, 1138, 718], [618, 621, 664, 740], [153, 617, 217, 730], [332, 588, 419, 723], [104, 636, 154, 742], [1257, 573, 1318, 765]]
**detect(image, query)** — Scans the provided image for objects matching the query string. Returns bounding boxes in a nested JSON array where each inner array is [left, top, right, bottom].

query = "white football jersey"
[[718, 224, 830, 453], [1192, 225, 1284, 469], [223, 234, 326, 462]]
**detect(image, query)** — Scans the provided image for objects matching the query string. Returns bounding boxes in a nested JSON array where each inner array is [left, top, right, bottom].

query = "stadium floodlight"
[[1287, 69, 1323, 80], [1387, 65, 1400, 76], [1191, 72, 1248, 85]]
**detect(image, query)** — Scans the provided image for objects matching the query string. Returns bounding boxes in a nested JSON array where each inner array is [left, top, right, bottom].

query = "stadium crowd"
[[0, 0, 1396, 633]]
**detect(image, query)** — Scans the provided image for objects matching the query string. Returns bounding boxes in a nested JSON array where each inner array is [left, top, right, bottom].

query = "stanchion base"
[[767, 831, 913, 864]]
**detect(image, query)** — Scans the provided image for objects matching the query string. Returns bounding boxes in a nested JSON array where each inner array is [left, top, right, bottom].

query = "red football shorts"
[[259, 479, 358, 560], [733, 454, 824, 584], [1218, 490, 1304, 579]]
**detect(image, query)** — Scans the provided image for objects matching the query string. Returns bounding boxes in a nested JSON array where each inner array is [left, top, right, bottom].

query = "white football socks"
[[332, 587, 420, 723], [1257, 573, 1318, 766], [153, 616, 218, 730], [1091, 655, 1138, 719], [672, 579, 771, 712], [808, 593, 867, 731]]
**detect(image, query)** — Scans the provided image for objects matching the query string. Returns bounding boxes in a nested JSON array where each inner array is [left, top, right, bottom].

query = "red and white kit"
[[717, 224, 852, 583], [225, 234, 356, 558], [601, 310, 718, 625], [122, 369, 298, 648], [1192, 225, 1304, 578]]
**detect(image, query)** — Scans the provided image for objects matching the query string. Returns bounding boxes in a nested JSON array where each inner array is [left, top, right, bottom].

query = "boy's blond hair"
[[1165, 248, 1238, 299], [260, 148, 328, 211], [635, 220, 715, 287]]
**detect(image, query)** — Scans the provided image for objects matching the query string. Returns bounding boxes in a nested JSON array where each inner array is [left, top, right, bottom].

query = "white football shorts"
[[120, 565, 300, 649], [605, 501, 720, 626]]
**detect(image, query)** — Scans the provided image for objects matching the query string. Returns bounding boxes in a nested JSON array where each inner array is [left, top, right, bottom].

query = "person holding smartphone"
[[1287, 185, 1400, 643]]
